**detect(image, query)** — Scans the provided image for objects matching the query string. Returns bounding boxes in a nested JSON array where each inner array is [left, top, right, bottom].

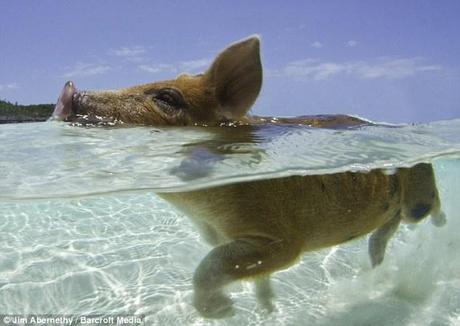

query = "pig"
[[50, 36, 367, 128], [51, 36, 446, 318], [158, 163, 445, 318]]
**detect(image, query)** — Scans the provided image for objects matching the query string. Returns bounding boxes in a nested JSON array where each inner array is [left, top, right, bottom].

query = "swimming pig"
[[51, 36, 367, 128], [51, 36, 446, 318]]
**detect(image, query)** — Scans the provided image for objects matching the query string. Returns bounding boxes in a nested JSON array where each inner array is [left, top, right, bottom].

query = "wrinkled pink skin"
[[50, 81, 77, 121]]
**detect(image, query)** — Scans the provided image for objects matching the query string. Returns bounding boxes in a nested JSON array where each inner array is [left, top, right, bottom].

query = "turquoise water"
[[1, 120, 460, 325]]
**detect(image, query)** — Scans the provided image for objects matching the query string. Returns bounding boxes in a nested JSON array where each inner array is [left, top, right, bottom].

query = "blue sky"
[[1, 0, 459, 123]]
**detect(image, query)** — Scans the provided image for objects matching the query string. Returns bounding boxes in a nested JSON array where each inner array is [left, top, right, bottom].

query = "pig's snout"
[[50, 81, 77, 121]]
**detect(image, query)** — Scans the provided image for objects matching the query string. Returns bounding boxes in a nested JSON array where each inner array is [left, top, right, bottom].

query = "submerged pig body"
[[51, 36, 446, 318], [159, 163, 445, 317]]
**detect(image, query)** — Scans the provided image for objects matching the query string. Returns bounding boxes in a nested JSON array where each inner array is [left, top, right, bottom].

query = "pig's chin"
[[70, 112, 121, 126], [50, 81, 121, 126], [70, 94, 120, 126]]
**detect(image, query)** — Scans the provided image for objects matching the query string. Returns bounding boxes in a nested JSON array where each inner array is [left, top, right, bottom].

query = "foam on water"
[[1, 120, 460, 325]]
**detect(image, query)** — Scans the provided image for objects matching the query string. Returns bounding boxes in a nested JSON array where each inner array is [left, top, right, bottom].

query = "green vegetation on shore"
[[0, 99, 54, 123]]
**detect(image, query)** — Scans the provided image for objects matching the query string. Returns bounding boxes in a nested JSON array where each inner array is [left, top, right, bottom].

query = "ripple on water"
[[1, 120, 460, 199]]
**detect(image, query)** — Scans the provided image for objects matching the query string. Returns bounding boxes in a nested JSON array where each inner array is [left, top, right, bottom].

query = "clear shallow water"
[[1, 120, 460, 199], [1, 120, 460, 325]]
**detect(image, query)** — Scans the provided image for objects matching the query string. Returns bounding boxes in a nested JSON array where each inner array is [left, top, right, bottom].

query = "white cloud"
[[138, 58, 210, 75], [279, 57, 442, 80], [179, 58, 210, 71], [0, 83, 18, 91], [346, 40, 358, 47], [110, 46, 147, 63], [283, 61, 347, 79], [311, 41, 323, 49], [354, 58, 441, 79], [111, 46, 147, 58], [138, 63, 175, 74], [62, 62, 111, 78]]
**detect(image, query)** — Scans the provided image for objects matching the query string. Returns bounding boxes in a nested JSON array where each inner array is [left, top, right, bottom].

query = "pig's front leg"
[[192, 236, 299, 318], [368, 213, 401, 267], [254, 276, 275, 312]]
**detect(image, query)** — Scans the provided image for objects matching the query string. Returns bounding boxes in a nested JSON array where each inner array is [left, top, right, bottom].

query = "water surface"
[[1, 120, 460, 325]]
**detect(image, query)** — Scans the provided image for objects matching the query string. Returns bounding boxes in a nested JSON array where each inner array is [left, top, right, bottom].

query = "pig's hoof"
[[259, 298, 275, 313], [193, 292, 234, 319], [431, 211, 447, 227], [369, 241, 385, 268], [371, 253, 384, 268]]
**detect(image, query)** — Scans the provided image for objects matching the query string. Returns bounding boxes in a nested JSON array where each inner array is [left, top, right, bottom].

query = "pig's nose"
[[50, 81, 77, 121], [65, 81, 75, 91]]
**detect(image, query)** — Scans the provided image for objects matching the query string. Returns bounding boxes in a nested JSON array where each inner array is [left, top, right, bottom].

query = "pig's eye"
[[148, 88, 187, 114]]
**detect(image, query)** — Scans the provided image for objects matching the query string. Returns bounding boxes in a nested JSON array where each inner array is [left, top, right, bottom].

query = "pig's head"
[[51, 36, 262, 125], [400, 163, 446, 226]]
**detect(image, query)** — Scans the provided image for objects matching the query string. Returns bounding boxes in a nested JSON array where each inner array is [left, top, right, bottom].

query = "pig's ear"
[[205, 36, 262, 119]]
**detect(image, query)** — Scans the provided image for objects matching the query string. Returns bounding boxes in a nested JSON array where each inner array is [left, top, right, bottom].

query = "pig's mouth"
[[50, 81, 120, 125]]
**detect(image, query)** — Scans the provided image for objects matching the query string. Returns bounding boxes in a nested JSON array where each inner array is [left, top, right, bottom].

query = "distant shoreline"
[[0, 99, 53, 124]]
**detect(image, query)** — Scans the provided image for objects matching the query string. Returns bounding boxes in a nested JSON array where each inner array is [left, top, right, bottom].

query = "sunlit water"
[[1, 120, 460, 325]]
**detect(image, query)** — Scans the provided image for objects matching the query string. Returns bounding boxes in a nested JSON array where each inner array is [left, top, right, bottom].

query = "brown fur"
[[158, 164, 444, 318], [61, 36, 445, 318]]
